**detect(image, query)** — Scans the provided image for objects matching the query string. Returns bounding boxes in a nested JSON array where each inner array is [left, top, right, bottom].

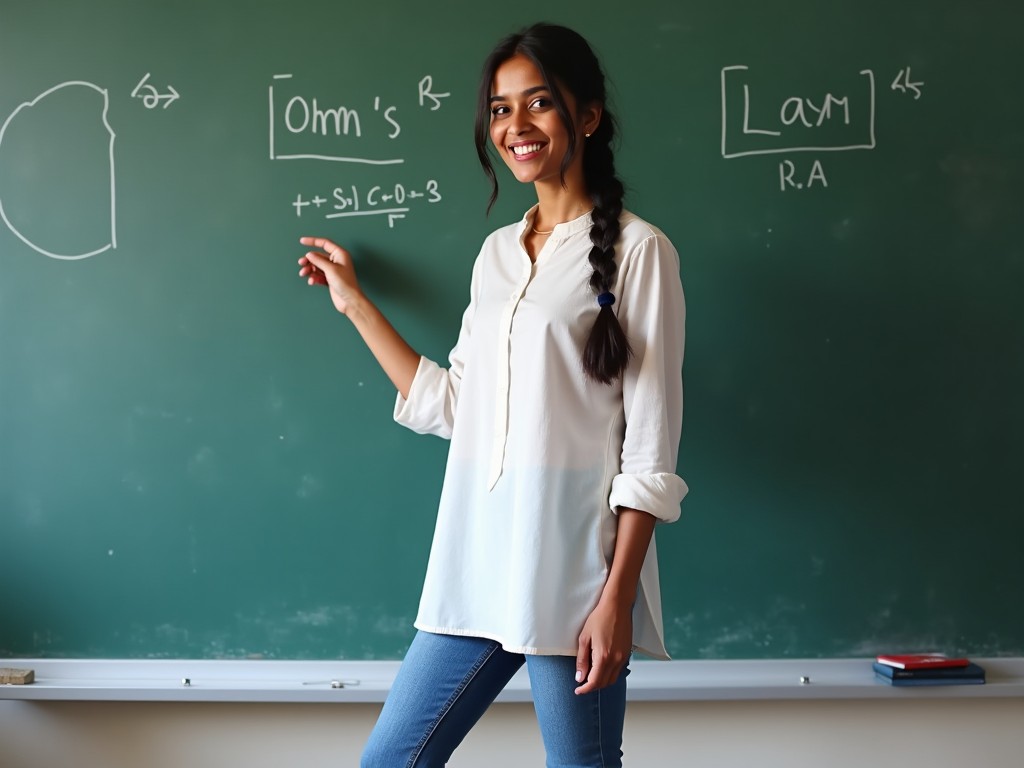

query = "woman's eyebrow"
[[489, 85, 549, 103]]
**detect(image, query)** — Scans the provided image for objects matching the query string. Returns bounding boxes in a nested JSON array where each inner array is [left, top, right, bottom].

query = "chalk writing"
[[778, 159, 828, 191], [292, 179, 441, 228], [722, 65, 924, 192], [890, 67, 924, 100], [270, 73, 451, 225], [130, 73, 180, 110], [268, 73, 450, 165], [284, 95, 372, 139], [720, 65, 876, 158], [417, 75, 450, 111]]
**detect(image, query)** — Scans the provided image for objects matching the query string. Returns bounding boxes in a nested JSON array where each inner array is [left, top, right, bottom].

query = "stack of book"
[[873, 653, 986, 686]]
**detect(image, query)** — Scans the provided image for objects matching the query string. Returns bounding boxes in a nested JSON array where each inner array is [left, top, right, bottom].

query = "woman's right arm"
[[297, 236, 420, 399]]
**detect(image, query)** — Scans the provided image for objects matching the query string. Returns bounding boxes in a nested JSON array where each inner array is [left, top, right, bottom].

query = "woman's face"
[[488, 54, 595, 188]]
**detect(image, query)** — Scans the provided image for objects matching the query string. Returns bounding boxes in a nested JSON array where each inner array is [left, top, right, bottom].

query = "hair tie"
[[597, 291, 615, 308]]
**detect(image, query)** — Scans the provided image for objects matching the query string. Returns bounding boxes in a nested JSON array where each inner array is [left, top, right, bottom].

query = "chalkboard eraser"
[[0, 668, 35, 685]]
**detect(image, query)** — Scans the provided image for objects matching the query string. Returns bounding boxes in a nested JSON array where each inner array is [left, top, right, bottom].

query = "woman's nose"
[[508, 110, 531, 136]]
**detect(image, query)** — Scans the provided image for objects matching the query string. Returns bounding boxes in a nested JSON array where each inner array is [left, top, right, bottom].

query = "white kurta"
[[394, 206, 687, 658]]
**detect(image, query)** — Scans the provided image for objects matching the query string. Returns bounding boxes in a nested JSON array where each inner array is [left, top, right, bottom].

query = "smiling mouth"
[[511, 142, 545, 156]]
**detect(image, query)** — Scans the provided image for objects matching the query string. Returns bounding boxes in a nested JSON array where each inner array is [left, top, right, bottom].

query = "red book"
[[875, 653, 970, 670]]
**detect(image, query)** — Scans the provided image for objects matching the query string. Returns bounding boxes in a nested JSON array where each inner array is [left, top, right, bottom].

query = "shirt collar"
[[519, 204, 594, 240]]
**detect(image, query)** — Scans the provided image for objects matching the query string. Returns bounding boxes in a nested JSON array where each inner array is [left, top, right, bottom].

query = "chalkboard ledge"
[[2, 658, 1023, 703]]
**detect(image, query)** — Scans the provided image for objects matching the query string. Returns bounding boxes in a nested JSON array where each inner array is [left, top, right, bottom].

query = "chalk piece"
[[0, 668, 35, 685]]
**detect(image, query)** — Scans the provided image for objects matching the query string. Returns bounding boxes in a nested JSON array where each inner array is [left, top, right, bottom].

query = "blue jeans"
[[361, 630, 629, 768]]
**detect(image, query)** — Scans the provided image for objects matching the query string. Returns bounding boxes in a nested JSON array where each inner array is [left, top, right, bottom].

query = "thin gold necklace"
[[532, 204, 590, 236]]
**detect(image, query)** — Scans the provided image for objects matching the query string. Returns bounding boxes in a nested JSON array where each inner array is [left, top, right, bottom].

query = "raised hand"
[[298, 236, 363, 316]]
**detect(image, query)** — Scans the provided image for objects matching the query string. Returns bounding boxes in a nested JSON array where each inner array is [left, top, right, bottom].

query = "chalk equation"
[[292, 180, 441, 228], [721, 64, 924, 191]]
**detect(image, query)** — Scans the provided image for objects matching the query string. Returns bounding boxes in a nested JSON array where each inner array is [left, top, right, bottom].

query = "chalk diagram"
[[0, 81, 117, 260]]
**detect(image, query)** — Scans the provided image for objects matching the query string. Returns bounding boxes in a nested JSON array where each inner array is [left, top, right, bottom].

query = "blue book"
[[873, 662, 986, 686]]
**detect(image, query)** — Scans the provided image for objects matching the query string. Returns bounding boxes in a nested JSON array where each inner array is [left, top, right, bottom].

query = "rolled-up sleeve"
[[393, 255, 481, 439], [393, 355, 459, 438], [608, 232, 688, 523]]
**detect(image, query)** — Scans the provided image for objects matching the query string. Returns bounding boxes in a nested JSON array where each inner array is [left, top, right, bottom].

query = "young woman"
[[298, 23, 687, 768]]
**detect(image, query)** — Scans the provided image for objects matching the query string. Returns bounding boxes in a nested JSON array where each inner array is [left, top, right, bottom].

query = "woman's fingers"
[[574, 653, 623, 695], [299, 236, 348, 264], [298, 254, 327, 285], [299, 235, 334, 249], [575, 634, 592, 690], [296, 237, 361, 316], [298, 240, 347, 286]]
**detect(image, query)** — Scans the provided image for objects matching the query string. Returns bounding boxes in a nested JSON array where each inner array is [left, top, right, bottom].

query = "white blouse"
[[394, 205, 687, 658]]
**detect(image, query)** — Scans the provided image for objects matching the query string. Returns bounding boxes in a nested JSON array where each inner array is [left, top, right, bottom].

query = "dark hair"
[[474, 23, 631, 385]]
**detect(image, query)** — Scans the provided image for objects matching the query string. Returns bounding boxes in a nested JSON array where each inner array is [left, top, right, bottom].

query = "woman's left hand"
[[574, 598, 633, 695]]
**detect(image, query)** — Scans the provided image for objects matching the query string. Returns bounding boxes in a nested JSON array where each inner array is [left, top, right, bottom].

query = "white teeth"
[[512, 143, 543, 155]]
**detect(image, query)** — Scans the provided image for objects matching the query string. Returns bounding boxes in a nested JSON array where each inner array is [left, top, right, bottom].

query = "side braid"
[[582, 118, 631, 384]]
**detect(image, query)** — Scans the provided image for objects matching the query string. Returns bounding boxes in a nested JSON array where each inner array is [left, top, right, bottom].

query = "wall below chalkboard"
[[1, 0, 1021, 660]]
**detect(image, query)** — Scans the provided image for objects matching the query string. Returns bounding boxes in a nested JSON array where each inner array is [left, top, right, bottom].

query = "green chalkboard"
[[2, 0, 1021, 660]]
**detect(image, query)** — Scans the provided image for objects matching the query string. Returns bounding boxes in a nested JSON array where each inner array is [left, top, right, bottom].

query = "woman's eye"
[[530, 97, 551, 110], [491, 105, 509, 117]]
